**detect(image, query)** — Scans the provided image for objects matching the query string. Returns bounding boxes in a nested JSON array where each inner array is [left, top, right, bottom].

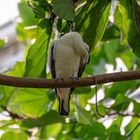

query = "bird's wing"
[[49, 42, 56, 79], [70, 50, 90, 94], [78, 48, 90, 77]]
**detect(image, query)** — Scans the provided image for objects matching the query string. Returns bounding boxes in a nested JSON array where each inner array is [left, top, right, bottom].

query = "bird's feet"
[[70, 77, 79, 80], [55, 78, 64, 84]]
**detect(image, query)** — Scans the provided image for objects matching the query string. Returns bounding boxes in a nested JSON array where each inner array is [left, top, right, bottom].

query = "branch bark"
[[0, 71, 140, 88]]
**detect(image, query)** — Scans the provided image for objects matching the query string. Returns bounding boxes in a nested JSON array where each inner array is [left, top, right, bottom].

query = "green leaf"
[[21, 110, 65, 128], [6, 62, 25, 77], [0, 131, 28, 140], [125, 118, 140, 140], [27, 0, 46, 18], [75, 104, 91, 125], [75, 0, 98, 28], [133, 101, 140, 114], [132, 0, 140, 33], [87, 122, 106, 137], [18, 1, 36, 26], [108, 132, 126, 140], [77, 0, 111, 50], [74, 87, 92, 94], [114, 0, 140, 57], [105, 81, 138, 98], [102, 25, 120, 41], [24, 27, 52, 78], [0, 39, 5, 48], [128, 124, 140, 140], [40, 124, 62, 138], [48, 89, 56, 101], [80, 122, 106, 139], [103, 40, 118, 65], [107, 124, 120, 135], [9, 88, 49, 117], [52, 0, 75, 21], [112, 94, 130, 111]]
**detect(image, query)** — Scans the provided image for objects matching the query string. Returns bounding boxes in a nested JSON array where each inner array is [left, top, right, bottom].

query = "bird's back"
[[54, 40, 80, 79]]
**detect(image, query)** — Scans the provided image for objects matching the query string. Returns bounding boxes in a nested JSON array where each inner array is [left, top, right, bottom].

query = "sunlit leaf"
[[24, 27, 52, 78], [18, 1, 36, 26], [114, 0, 140, 57], [9, 88, 49, 117], [7, 62, 25, 77], [0, 131, 28, 140], [77, 0, 111, 50]]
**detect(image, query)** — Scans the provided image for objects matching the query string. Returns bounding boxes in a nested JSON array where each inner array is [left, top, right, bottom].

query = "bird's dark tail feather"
[[56, 88, 70, 116]]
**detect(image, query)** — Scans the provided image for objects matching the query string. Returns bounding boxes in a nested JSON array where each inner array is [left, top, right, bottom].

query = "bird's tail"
[[56, 88, 70, 116]]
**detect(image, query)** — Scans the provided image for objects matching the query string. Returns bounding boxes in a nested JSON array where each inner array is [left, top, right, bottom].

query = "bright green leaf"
[[9, 88, 49, 117], [0, 131, 28, 140], [7, 62, 25, 77], [114, 0, 140, 57], [18, 1, 36, 26], [24, 28, 52, 78], [77, 0, 111, 50]]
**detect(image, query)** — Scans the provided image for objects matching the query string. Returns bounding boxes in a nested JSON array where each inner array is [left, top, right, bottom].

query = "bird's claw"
[[70, 77, 79, 80], [55, 78, 64, 84]]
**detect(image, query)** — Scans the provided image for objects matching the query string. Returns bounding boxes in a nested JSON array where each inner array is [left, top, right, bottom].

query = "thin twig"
[[1, 106, 25, 120], [107, 112, 140, 117]]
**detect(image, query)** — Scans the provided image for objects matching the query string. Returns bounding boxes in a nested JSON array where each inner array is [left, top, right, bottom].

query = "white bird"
[[48, 32, 90, 115]]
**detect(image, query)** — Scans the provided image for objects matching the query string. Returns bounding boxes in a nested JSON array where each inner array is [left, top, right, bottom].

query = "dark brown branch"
[[0, 71, 140, 88]]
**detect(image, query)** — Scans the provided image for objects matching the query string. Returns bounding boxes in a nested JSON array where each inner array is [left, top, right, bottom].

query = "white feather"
[[48, 32, 89, 115], [48, 32, 89, 79]]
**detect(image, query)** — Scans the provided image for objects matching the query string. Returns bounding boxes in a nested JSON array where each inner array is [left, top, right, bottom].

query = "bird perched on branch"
[[48, 32, 90, 115]]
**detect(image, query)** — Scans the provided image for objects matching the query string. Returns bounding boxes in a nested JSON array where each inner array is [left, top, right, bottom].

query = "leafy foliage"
[[0, 0, 140, 139]]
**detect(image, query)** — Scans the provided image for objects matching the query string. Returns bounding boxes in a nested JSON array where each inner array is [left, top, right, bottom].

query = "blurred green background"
[[0, 0, 140, 139]]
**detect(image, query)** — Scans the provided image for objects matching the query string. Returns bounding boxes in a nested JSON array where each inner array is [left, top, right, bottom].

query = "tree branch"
[[0, 71, 140, 88], [1, 106, 25, 120]]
